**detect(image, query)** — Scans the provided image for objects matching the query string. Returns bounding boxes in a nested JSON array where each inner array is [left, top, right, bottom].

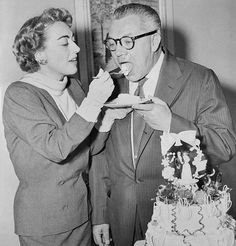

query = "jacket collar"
[[137, 49, 189, 166], [155, 48, 183, 106]]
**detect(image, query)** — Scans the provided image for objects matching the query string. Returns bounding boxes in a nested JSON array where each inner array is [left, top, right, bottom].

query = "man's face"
[[108, 15, 158, 82]]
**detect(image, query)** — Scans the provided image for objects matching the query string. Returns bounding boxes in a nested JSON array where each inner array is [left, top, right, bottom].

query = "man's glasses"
[[104, 30, 158, 51]]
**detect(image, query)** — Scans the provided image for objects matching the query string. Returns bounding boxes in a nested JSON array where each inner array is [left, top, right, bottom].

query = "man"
[[90, 3, 236, 246]]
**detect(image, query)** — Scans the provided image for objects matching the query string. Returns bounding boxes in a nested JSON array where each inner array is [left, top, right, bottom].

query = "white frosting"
[[146, 229, 235, 246], [120, 64, 130, 76], [145, 131, 236, 246], [145, 193, 235, 246]]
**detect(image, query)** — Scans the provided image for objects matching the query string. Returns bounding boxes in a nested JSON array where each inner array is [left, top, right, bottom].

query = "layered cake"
[[145, 130, 235, 246]]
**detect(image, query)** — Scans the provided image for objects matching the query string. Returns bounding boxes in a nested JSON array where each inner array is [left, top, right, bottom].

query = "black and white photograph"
[[0, 0, 236, 245]]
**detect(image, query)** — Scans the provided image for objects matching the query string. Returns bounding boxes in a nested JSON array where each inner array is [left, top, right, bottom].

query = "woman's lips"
[[69, 58, 77, 62]]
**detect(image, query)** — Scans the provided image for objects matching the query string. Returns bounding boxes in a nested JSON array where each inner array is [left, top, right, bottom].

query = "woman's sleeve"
[[3, 83, 94, 163]]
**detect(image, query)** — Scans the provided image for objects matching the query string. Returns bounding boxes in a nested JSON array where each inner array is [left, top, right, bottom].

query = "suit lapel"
[[38, 77, 85, 125], [113, 77, 136, 170], [37, 87, 67, 124], [136, 50, 185, 165], [155, 50, 183, 106], [116, 112, 133, 167]]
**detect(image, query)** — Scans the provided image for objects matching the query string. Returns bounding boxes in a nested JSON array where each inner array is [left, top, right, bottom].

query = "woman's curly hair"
[[13, 8, 72, 73]]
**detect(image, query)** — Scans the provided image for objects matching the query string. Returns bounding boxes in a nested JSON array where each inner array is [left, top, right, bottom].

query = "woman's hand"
[[76, 69, 114, 122], [88, 68, 114, 105], [96, 107, 132, 132]]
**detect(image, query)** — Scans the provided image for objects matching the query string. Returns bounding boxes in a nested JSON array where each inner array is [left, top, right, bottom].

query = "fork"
[[92, 69, 123, 79]]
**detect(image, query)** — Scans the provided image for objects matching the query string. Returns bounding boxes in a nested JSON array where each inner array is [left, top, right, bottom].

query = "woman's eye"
[[61, 43, 69, 46]]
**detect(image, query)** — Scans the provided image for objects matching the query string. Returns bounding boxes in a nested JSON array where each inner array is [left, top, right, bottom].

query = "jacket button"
[[136, 178, 143, 184]]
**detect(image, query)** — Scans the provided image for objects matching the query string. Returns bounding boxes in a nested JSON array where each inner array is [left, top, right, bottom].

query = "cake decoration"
[[145, 130, 236, 246], [159, 130, 216, 204]]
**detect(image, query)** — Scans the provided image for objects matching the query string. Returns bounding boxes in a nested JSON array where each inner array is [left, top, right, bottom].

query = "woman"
[[2, 7, 114, 246]]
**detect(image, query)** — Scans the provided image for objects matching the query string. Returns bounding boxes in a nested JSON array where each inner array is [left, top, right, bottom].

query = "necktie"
[[133, 78, 147, 165], [134, 78, 146, 98]]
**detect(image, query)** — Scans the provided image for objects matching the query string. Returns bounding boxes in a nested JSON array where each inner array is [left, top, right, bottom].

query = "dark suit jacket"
[[90, 50, 236, 246], [2, 77, 107, 236]]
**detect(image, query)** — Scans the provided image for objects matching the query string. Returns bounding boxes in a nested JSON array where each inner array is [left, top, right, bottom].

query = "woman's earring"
[[38, 59, 47, 65], [35, 52, 47, 65]]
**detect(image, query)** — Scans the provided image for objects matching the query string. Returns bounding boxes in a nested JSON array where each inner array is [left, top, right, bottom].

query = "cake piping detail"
[[145, 130, 235, 246]]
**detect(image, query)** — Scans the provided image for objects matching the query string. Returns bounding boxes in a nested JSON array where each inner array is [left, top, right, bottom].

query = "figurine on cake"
[[145, 130, 236, 246]]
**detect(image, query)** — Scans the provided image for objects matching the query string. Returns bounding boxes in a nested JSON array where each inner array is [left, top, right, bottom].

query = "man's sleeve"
[[89, 129, 110, 156], [170, 69, 236, 165]]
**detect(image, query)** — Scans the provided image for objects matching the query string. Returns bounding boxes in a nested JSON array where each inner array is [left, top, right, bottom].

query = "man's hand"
[[132, 96, 171, 132], [93, 224, 111, 246]]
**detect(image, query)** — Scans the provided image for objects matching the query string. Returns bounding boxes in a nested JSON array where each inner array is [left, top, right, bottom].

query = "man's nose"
[[114, 42, 127, 57]]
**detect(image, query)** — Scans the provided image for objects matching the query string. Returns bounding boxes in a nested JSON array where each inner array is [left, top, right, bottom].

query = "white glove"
[[77, 69, 114, 122], [96, 107, 132, 132]]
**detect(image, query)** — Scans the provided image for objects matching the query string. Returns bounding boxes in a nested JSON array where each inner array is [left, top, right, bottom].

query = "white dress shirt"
[[129, 51, 165, 167]]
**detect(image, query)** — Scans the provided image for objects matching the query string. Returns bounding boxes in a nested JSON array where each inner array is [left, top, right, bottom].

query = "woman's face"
[[39, 21, 80, 80]]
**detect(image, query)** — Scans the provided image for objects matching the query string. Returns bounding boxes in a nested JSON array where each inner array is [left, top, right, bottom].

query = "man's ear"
[[151, 30, 161, 52]]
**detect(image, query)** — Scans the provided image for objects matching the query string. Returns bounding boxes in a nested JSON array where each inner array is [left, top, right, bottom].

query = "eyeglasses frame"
[[104, 30, 158, 51]]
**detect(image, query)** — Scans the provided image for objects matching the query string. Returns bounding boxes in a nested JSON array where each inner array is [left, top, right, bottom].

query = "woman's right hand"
[[88, 68, 114, 105], [76, 69, 114, 122]]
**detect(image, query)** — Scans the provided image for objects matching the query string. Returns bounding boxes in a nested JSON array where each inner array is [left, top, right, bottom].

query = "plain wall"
[[0, 1, 76, 245]]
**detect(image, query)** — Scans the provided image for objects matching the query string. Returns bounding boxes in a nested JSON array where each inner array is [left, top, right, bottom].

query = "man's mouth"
[[120, 63, 132, 76]]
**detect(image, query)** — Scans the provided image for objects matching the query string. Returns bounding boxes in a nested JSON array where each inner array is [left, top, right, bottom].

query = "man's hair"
[[113, 3, 161, 31], [12, 8, 72, 73]]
